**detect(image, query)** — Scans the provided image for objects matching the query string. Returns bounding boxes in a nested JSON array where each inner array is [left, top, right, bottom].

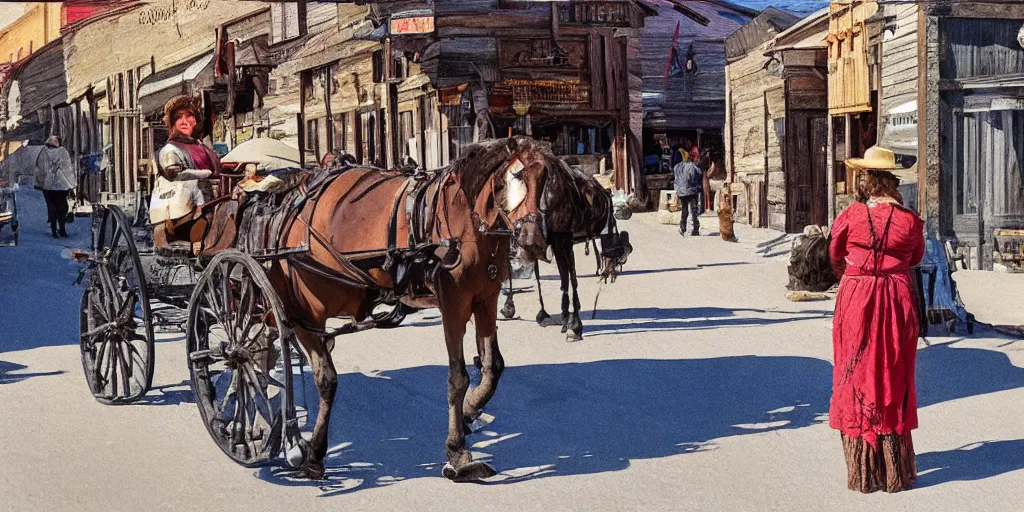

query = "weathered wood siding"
[[307, 1, 339, 35], [255, 4, 355, 149], [63, 0, 268, 100], [640, 0, 752, 131], [726, 46, 786, 228], [880, 3, 918, 121]]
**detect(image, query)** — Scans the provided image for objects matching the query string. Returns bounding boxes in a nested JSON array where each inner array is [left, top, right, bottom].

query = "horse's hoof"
[[442, 461, 498, 482], [566, 332, 583, 342], [560, 322, 568, 334], [501, 301, 516, 319], [536, 310, 550, 325], [300, 460, 326, 480]]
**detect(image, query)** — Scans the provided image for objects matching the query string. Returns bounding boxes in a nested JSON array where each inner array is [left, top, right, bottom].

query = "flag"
[[663, 21, 681, 89]]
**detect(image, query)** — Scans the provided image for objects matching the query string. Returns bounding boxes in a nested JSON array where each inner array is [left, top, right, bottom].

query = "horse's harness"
[[233, 160, 531, 336]]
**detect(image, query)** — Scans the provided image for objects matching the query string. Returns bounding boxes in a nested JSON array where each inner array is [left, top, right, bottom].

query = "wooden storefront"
[[938, 16, 1024, 271], [724, 8, 799, 229], [61, 0, 268, 207], [375, 0, 649, 192], [772, 12, 830, 232]]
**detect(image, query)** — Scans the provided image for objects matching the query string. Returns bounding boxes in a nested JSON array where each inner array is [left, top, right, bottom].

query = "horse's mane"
[[449, 137, 526, 207], [446, 136, 610, 235], [542, 154, 610, 235]]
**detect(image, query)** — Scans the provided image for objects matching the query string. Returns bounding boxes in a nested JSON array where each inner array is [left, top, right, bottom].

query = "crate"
[[994, 229, 1024, 273], [659, 189, 680, 212]]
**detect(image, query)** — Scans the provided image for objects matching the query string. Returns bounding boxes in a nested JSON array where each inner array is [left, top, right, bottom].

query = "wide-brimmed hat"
[[846, 145, 899, 170]]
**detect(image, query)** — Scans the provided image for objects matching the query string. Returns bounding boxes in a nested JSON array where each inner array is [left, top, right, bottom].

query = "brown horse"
[[203, 137, 552, 481]]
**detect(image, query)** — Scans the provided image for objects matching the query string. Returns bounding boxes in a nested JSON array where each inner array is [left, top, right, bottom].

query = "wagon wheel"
[[79, 206, 156, 404], [186, 250, 300, 467]]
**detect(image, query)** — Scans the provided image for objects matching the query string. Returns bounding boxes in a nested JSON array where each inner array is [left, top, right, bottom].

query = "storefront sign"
[[390, 16, 435, 35]]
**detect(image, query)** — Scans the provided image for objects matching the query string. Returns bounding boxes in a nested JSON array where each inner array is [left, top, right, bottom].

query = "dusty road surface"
[[2, 189, 1023, 512]]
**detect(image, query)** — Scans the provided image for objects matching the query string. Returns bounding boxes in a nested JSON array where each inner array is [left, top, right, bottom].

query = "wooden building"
[[723, 8, 799, 230], [215, 1, 342, 158], [1, 37, 67, 145], [640, 0, 755, 173], [59, 0, 269, 205], [768, 10, 830, 232], [287, 0, 653, 194], [828, 0, 1024, 271]]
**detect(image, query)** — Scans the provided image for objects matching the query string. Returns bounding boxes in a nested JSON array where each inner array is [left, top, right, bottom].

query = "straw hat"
[[845, 145, 899, 170]]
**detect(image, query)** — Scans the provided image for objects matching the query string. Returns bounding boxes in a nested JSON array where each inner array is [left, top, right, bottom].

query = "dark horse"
[[200, 137, 552, 481], [502, 155, 632, 341]]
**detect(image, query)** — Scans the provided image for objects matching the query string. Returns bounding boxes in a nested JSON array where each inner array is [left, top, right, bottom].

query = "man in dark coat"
[[673, 155, 703, 236]]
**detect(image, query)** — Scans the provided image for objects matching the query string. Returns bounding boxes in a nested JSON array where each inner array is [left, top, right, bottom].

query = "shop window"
[[271, 2, 303, 43], [306, 118, 318, 154], [399, 111, 414, 159], [372, 51, 385, 83], [332, 113, 347, 154]]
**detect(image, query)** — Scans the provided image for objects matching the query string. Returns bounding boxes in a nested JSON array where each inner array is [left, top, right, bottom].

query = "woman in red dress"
[[829, 146, 925, 493]]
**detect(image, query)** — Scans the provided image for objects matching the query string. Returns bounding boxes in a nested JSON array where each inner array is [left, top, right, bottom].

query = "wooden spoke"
[[79, 206, 154, 404], [186, 250, 296, 467]]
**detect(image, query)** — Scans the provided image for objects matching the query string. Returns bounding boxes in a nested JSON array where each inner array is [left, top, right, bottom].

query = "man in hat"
[[149, 95, 221, 243]]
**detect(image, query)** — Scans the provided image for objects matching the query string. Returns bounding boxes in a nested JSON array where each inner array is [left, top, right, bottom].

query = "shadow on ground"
[[583, 306, 833, 337], [0, 360, 63, 385], [258, 356, 834, 495], [255, 339, 1024, 495], [917, 439, 1024, 487]]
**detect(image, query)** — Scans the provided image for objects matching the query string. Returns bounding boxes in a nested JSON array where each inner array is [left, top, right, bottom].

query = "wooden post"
[[725, 64, 735, 184], [297, 113, 306, 168], [827, 115, 836, 222]]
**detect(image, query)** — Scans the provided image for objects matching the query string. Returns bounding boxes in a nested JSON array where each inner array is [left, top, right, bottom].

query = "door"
[[785, 110, 829, 232], [956, 109, 1024, 269]]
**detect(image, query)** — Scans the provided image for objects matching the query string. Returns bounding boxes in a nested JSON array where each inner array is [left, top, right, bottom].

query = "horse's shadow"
[[258, 355, 834, 494], [582, 307, 833, 337], [256, 340, 1024, 495], [0, 360, 63, 385]]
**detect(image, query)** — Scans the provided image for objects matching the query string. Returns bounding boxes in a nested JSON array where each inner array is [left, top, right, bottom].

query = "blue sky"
[[732, 0, 829, 15]]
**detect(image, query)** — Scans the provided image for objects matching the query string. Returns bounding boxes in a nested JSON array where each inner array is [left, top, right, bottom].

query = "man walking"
[[34, 136, 76, 238], [673, 148, 703, 236]]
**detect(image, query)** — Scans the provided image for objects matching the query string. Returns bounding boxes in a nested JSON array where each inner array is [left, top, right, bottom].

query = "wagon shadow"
[[134, 380, 195, 406], [0, 360, 64, 385], [257, 355, 835, 494]]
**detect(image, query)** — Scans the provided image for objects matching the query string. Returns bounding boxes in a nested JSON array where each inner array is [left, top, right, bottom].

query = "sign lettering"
[[138, 0, 211, 26], [390, 16, 435, 35]]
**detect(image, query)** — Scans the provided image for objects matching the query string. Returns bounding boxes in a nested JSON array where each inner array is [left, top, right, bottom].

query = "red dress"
[[829, 201, 924, 492]]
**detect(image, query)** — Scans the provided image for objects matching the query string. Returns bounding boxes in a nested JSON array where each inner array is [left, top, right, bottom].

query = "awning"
[[234, 35, 310, 67], [879, 100, 918, 155], [2, 119, 47, 143], [138, 52, 216, 116], [292, 29, 379, 72], [221, 137, 300, 171]]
